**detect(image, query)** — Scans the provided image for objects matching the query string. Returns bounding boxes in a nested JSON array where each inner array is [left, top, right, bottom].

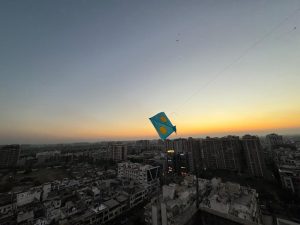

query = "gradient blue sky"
[[1, 0, 300, 144]]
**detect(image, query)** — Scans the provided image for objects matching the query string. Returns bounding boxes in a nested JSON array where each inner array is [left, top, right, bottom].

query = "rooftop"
[[103, 199, 120, 209]]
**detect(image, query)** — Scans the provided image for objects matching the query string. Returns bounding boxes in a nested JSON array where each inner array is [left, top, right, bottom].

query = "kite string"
[[170, 6, 300, 118]]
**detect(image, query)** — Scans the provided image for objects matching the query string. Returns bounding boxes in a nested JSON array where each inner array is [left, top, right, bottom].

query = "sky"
[[0, 0, 300, 144]]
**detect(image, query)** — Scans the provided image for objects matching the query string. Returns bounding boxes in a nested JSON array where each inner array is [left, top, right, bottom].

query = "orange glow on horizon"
[[4, 109, 300, 142], [52, 117, 300, 140]]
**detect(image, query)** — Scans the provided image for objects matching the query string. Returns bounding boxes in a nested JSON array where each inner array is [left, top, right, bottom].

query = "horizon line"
[[1, 131, 299, 146]]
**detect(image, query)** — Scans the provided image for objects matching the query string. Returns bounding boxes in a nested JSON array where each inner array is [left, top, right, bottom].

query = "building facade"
[[221, 136, 243, 172], [108, 144, 127, 162], [117, 162, 160, 192], [166, 135, 265, 177], [241, 135, 265, 177]]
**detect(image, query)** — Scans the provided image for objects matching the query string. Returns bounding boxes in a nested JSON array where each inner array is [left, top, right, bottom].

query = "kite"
[[149, 112, 176, 140]]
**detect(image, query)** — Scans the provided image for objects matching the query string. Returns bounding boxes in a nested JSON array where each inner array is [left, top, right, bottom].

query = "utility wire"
[[170, 6, 300, 117]]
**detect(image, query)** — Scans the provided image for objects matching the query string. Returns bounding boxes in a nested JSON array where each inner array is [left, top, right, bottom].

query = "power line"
[[170, 6, 300, 117]]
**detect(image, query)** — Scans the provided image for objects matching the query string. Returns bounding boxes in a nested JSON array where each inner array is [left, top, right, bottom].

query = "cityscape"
[[1, 134, 300, 225], [1, 1, 300, 225]]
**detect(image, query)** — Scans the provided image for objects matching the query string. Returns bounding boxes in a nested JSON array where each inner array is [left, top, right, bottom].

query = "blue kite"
[[149, 112, 176, 140]]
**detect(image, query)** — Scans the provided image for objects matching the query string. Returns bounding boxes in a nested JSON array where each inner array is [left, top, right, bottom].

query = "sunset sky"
[[1, 0, 300, 144]]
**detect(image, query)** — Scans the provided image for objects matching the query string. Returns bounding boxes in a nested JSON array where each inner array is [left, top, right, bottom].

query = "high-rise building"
[[108, 144, 127, 162], [220, 136, 243, 172], [165, 138, 201, 175], [0, 144, 21, 168], [187, 137, 202, 172], [200, 136, 243, 172], [201, 137, 225, 170], [241, 135, 265, 177], [165, 138, 188, 154], [266, 133, 283, 149], [167, 137, 243, 173], [165, 149, 175, 174], [166, 136, 265, 177], [173, 153, 190, 176], [136, 140, 150, 152]]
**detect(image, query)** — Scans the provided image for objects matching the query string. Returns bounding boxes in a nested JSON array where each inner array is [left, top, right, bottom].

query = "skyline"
[[1, 0, 300, 144], [1, 126, 299, 145]]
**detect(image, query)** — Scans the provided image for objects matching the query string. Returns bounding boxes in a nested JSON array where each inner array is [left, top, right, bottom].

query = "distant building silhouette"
[[221, 136, 243, 172], [165, 135, 266, 177], [165, 138, 188, 154], [0, 144, 20, 168], [108, 144, 127, 162], [266, 133, 283, 149], [241, 135, 265, 177], [202, 137, 225, 170]]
